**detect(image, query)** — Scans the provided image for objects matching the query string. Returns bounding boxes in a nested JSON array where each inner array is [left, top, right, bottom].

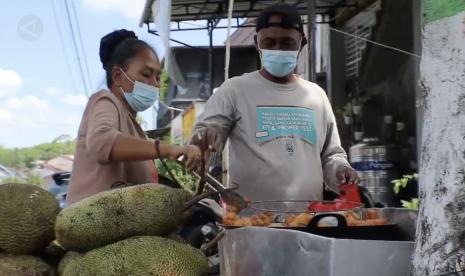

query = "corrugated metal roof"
[[140, 0, 356, 24], [44, 155, 74, 172]]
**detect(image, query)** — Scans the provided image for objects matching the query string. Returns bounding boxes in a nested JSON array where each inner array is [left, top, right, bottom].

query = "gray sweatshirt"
[[194, 71, 350, 201]]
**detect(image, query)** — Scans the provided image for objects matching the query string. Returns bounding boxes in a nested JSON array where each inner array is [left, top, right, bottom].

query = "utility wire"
[[63, 0, 90, 97], [70, 0, 94, 92], [329, 26, 421, 59], [50, 0, 79, 95]]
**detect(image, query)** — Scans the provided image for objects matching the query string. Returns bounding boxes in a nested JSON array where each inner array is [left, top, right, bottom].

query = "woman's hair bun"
[[99, 29, 138, 69]]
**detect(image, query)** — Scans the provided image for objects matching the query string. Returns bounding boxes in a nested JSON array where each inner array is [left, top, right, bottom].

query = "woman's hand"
[[167, 145, 202, 171]]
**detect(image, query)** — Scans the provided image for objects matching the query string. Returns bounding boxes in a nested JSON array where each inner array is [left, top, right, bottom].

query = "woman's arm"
[[86, 96, 200, 169], [110, 135, 200, 171], [109, 135, 179, 161]]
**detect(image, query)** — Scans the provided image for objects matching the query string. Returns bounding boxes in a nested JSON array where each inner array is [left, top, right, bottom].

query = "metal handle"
[[307, 213, 348, 229], [358, 186, 376, 208], [205, 173, 228, 191]]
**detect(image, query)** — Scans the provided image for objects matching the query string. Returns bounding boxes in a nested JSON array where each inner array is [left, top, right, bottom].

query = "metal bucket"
[[349, 138, 398, 206]]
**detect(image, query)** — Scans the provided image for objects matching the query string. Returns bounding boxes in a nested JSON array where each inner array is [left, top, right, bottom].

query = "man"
[[191, 3, 359, 201]]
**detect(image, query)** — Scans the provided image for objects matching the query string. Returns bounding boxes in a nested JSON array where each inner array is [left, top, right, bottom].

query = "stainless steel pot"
[[349, 138, 399, 206]]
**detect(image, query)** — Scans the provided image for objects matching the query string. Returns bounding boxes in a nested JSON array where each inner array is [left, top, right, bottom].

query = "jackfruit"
[[0, 254, 55, 276], [0, 183, 60, 254], [62, 236, 208, 276], [57, 252, 81, 276], [168, 232, 187, 243], [55, 184, 192, 252]]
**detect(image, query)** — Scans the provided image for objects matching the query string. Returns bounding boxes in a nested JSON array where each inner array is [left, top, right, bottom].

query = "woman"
[[67, 29, 201, 204]]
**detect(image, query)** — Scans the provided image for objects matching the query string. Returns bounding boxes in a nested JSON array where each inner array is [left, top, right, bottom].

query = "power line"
[[329, 26, 421, 59], [63, 0, 90, 98], [50, 0, 79, 95], [70, 0, 94, 92]]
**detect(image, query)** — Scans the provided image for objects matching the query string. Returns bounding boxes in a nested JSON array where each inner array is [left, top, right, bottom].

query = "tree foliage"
[[0, 173, 45, 187], [0, 138, 76, 169], [159, 70, 169, 103], [392, 173, 419, 209]]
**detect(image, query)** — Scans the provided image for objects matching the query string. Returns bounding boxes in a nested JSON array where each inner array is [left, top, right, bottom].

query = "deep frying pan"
[[291, 213, 406, 241], [224, 210, 407, 241]]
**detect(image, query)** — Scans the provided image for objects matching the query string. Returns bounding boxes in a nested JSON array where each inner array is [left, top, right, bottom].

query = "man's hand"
[[190, 127, 222, 152], [336, 166, 360, 185]]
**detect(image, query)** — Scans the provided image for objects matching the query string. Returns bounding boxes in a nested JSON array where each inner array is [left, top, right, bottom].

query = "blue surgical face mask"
[[259, 48, 300, 78], [119, 69, 159, 112]]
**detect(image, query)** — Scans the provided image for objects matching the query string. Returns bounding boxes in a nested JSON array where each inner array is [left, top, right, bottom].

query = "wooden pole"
[[307, 0, 316, 82]]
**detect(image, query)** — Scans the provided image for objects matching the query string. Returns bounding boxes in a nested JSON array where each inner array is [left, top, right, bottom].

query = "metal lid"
[[349, 137, 391, 162]]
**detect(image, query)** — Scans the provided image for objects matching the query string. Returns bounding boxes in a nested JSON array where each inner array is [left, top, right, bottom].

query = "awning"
[[140, 0, 357, 25]]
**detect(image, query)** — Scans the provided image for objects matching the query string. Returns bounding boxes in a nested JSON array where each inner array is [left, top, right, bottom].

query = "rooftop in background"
[[0, 163, 21, 180], [36, 155, 74, 174], [140, 0, 358, 26]]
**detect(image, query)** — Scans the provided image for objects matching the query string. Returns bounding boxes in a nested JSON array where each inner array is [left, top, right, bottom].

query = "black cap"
[[256, 3, 305, 35]]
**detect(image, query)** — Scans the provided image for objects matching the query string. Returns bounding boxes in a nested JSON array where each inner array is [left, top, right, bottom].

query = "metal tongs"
[[176, 153, 248, 212], [196, 171, 248, 212]]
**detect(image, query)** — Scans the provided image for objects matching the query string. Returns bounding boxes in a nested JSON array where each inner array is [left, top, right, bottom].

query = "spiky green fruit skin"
[[57, 251, 81, 276], [62, 236, 208, 276], [55, 184, 192, 252], [168, 233, 187, 243], [0, 254, 55, 276], [0, 184, 60, 254]]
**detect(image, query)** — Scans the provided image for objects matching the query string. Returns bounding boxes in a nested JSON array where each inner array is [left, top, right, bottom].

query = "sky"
[[0, 0, 231, 148]]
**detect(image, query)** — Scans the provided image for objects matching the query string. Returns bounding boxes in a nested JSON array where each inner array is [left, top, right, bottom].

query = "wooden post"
[[307, 0, 316, 82]]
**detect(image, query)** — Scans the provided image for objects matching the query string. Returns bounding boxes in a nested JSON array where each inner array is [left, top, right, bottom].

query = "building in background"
[[0, 163, 22, 181], [32, 155, 74, 184]]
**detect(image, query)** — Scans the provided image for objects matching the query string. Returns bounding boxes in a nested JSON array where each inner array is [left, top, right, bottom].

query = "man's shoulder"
[[297, 77, 328, 98], [210, 72, 259, 100], [297, 77, 325, 92], [220, 71, 259, 90]]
